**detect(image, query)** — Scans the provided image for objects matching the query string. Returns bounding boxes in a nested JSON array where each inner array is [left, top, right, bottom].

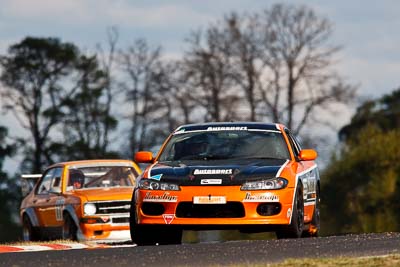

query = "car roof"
[[174, 122, 284, 133], [46, 159, 136, 169]]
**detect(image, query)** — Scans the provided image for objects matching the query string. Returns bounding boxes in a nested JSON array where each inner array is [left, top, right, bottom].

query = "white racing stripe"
[[0, 242, 137, 253], [11, 243, 88, 252], [147, 162, 158, 178], [276, 160, 289, 177]]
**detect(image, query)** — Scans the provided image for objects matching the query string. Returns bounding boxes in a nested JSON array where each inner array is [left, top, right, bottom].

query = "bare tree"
[[182, 4, 356, 135], [225, 12, 264, 121], [183, 25, 241, 122], [58, 54, 118, 160], [258, 4, 355, 134], [161, 61, 198, 126], [119, 39, 166, 153], [96, 26, 119, 153], [0, 37, 79, 172]]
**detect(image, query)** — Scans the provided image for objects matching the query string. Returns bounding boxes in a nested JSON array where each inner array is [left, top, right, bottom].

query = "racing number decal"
[[55, 198, 65, 221], [298, 166, 318, 205]]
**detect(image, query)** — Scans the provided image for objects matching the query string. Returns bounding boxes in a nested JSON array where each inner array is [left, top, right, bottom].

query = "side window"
[[36, 168, 63, 194], [37, 169, 55, 195], [285, 129, 301, 157], [50, 168, 63, 193]]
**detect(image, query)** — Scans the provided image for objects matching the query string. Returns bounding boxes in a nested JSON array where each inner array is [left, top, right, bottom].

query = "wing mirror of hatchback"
[[135, 151, 154, 163], [298, 149, 318, 161]]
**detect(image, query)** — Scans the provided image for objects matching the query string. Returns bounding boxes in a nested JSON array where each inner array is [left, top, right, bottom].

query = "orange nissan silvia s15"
[[130, 122, 320, 245], [20, 159, 141, 242]]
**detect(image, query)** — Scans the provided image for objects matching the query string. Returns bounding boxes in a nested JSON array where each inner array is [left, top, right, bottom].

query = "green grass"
[[225, 254, 400, 267]]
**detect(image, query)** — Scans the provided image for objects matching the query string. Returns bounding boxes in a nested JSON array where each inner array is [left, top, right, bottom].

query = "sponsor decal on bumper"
[[242, 192, 279, 202], [143, 192, 178, 202]]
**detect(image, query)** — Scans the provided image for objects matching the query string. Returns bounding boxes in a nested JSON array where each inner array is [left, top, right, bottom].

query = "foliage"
[[0, 37, 79, 173], [339, 88, 400, 141], [0, 37, 119, 171], [322, 88, 400, 235], [55, 54, 119, 161], [322, 125, 400, 235], [0, 126, 20, 242]]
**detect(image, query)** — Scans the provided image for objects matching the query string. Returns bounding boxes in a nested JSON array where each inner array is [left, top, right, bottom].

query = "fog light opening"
[[94, 230, 103, 236], [256, 203, 281, 216]]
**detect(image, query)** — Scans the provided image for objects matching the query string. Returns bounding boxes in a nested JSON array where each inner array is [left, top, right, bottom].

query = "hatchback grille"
[[176, 202, 245, 218], [95, 201, 131, 215]]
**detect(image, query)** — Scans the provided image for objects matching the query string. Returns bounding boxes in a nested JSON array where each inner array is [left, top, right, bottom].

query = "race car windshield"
[[158, 130, 290, 161], [66, 166, 137, 191]]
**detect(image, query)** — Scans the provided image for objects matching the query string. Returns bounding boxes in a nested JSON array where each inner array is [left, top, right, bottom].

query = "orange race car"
[[20, 159, 141, 242], [130, 122, 320, 245]]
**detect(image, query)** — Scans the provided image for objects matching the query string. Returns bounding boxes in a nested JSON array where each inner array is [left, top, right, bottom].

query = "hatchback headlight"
[[84, 203, 97, 215], [241, 177, 288, 190], [138, 179, 180, 191]]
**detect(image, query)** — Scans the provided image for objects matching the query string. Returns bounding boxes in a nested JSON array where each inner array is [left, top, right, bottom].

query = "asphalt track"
[[0, 232, 399, 267]]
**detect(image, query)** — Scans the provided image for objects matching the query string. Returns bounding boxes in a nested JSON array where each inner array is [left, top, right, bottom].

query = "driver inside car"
[[68, 169, 85, 190]]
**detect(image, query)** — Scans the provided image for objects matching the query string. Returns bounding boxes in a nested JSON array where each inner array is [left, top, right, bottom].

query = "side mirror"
[[298, 149, 317, 161], [135, 151, 154, 163]]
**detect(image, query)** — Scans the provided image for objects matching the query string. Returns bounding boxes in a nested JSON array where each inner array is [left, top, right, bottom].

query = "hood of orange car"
[[72, 187, 134, 202], [145, 158, 288, 186]]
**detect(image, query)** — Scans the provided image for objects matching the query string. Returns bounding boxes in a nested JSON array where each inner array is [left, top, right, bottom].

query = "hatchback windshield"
[[158, 130, 290, 161], [67, 166, 137, 191]]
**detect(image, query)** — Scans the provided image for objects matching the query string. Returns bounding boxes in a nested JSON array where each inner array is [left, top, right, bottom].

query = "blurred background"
[[1, 0, 399, 242]]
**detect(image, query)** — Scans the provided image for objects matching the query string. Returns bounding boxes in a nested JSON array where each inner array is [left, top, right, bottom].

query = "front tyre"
[[276, 185, 304, 239], [62, 213, 77, 240], [303, 185, 320, 237], [22, 215, 40, 241], [132, 225, 182, 246], [130, 199, 182, 245]]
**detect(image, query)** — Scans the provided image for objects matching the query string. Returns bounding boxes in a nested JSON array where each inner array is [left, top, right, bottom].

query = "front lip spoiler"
[[134, 224, 288, 232]]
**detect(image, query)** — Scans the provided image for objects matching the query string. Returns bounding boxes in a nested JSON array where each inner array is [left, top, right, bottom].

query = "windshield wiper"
[[232, 156, 286, 160], [179, 154, 228, 160]]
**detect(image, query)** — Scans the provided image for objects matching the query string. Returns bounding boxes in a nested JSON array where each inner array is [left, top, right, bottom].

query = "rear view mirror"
[[135, 151, 154, 163], [298, 149, 317, 161]]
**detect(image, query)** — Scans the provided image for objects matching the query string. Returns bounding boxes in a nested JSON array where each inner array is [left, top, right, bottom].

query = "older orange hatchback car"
[[130, 122, 320, 245], [20, 159, 141, 242]]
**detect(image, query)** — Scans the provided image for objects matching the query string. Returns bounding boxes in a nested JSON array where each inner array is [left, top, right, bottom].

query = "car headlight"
[[84, 203, 97, 215], [138, 179, 180, 191], [241, 177, 288, 190]]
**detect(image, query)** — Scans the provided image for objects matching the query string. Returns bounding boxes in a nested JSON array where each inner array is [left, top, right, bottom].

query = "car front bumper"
[[135, 186, 298, 227], [80, 216, 130, 240]]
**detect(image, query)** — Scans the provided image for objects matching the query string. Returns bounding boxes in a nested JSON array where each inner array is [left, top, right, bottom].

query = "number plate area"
[[193, 196, 226, 204]]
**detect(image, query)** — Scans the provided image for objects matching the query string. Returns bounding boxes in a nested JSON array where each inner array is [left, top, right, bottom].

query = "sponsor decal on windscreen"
[[207, 126, 248, 131]]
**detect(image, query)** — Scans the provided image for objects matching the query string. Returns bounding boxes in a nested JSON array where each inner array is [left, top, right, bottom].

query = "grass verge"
[[227, 254, 400, 267]]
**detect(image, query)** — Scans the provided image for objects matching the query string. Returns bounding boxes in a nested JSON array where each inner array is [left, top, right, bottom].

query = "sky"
[[1, 0, 400, 172]]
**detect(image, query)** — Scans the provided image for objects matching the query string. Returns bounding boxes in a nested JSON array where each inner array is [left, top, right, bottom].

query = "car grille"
[[94, 201, 131, 215], [176, 202, 245, 218]]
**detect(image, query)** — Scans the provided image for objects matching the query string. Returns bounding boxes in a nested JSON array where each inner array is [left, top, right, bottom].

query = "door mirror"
[[135, 151, 154, 163], [298, 149, 317, 161]]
